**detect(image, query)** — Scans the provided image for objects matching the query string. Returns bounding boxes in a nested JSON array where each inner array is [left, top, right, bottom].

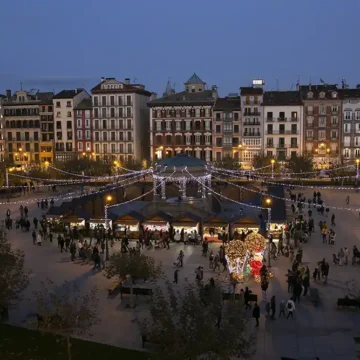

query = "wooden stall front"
[[172, 213, 201, 241], [114, 211, 143, 239], [231, 216, 260, 240], [143, 211, 172, 232], [202, 215, 229, 242]]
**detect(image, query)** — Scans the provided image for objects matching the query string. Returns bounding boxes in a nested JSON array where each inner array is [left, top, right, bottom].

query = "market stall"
[[202, 215, 229, 242], [231, 216, 260, 240], [89, 218, 111, 230], [113, 211, 143, 239], [143, 211, 172, 232], [172, 212, 201, 240]]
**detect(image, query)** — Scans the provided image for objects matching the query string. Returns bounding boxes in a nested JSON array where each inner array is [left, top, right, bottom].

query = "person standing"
[[323, 262, 329, 284], [253, 303, 260, 327], [279, 300, 286, 318], [244, 287, 252, 309], [70, 242, 76, 261], [338, 248, 344, 266], [303, 273, 310, 296], [344, 247, 350, 265], [286, 298, 295, 319], [173, 269, 179, 284]]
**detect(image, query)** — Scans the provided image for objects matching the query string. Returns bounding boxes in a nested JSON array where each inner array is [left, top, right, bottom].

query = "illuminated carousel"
[[153, 154, 211, 200], [225, 232, 267, 283]]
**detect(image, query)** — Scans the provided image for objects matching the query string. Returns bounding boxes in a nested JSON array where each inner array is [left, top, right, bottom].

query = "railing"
[[289, 144, 299, 148], [266, 117, 274, 122], [265, 130, 299, 135], [290, 118, 298, 122], [244, 112, 260, 116], [277, 117, 287, 121], [243, 122, 260, 126], [243, 133, 261, 137], [266, 143, 274, 148], [223, 128, 233, 133]]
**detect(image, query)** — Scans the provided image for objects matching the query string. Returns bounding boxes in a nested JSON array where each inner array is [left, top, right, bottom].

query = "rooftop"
[[214, 96, 241, 111], [91, 78, 152, 97], [299, 84, 339, 100], [240, 87, 263, 95], [341, 88, 360, 99], [157, 154, 206, 168], [263, 91, 302, 106], [74, 98, 93, 110], [53, 89, 86, 99], [148, 90, 215, 107], [184, 73, 206, 85]]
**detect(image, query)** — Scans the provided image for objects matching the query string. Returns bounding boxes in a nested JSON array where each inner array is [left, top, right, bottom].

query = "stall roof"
[[46, 201, 73, 217], [112, 210, 144, 222], [203, 213, 230, 224], [108, 201, 149, 218], [144, 210, 173, 222], [173, 212, 202, 223]]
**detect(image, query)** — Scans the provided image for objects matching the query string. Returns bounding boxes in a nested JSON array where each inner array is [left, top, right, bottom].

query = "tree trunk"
[[66, 335, 72, 360]]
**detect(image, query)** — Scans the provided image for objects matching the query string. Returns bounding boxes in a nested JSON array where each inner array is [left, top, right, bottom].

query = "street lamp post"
[[105, 195, 113, 260], [265, 197, 272, 268], [271, 159, 275, 179], [356, 159, 359, 179]]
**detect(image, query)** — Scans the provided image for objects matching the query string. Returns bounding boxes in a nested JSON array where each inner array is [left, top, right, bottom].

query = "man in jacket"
[[286, 298, 295, 319]]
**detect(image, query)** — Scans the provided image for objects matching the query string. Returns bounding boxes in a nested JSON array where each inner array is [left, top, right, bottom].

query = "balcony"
[[243, 121, 260, 126], [331, 122, 339, 127], [243, 132, 261, 137], [289, 144, 299, 148], [290, 117, 298, 122], [223, 128, 233, 133], [266, 143, 275, 148], [244, 112, 260, 117], [244, 100, 260, 106], [276, 144, 288, 149], [223, 116, 233, 122], [306, 136, 314, 140], [266, 117, 274, 122], [277, 117, 287, 122], [265, 130, 299, 135]]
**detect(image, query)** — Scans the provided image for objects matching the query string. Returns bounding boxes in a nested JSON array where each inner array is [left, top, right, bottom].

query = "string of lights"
[[185, 169, 265, 210], [0, 172, 150, 206], [107, 171, 175, 208], [210, 169, 360, 213]]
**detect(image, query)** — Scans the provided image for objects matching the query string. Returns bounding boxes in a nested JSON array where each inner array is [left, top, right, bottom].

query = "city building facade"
[[300, 85, 342, 167], [212, 95, 241, 161], [263, 91, 303, 160], [53, 89, 90, 162], [2, 89, 45, 167], [240, 80, 264, 164], [0, 94, 5, 162], [74, 98, 93, 158], [91, 77, 151, 163], [341, 87, 360, 161], [39, 93, 54, 165], [148, 74, 216, 162]]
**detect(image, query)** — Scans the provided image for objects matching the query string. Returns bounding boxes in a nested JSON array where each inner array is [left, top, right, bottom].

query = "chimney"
[[6, 89, 11, 99], [150, 92, 157, 101], [125, 78, 130, 85], [211, 85, 218, 100]]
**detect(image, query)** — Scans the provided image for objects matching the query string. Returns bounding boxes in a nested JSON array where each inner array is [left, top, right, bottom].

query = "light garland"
[[185, 169, 265, 210], [211, 170, 360, 213], [107, 171, 175, 208], [0, 173, 149, 206]]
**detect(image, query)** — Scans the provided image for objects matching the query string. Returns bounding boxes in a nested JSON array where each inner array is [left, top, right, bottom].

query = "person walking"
[[70, 242, 76, 261], [173, 269, 179, 284], [338, 248, 344, 266], [99, 252, 105, 269], [286, 298, 295, 319], [32, 230, 36, 245], [253, 303, 260, 327], [244, 287, 252, 309], [346, 195, 350, 204], [331, 214, 336, 226], [323, 262, 329, 284], [279, 300, 286, 318], [344, 247, 350, 265], [270, 295, 276, 320], [36, 232, 42, 246], [303, 273, 310, 296]]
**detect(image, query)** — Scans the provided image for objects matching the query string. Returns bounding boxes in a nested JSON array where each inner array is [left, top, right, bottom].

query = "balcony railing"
[[277, 145, 288, 149], [243, 132, 261, 137], [223, 128, 233, 133], [290, 117, 298, 122], [266, 117, 274, 122], [265, 130, 299, 135], [243, 121, 260, 126], [289, 144, 299, 148], [277, 117, 287, 121], [244, 112, 260, 117], [266, 143, 274, 148]]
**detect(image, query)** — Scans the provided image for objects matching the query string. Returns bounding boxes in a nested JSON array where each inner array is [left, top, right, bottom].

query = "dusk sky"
[[0, 0, 359, 96]]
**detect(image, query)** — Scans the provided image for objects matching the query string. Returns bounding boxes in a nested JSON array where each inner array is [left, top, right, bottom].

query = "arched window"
[[22, 120, 27, 128], [29, 120, 34, 128], [16, 120, 21, 128]]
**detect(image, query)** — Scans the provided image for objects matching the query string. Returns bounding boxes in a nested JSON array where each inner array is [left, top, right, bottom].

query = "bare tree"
[[140, 281, 253, 360], [0, 227, 29, 319], [104, 251, 163, 308], [32, 279, 100, 360]]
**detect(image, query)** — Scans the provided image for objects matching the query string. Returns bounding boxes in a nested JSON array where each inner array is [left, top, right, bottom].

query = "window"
[[66, 101, 71, 107], [102, 120, 107, 129], [102, 96, 106, 106], [291, 111, 297, 120], [319, 92, 325, 99], [93, 97, 98, 106], [307, 92, 313, 99], [216, 125, 221, 133], [85, 130, 91, 139], [77, 119, 81, 128], [127, 119, 132, 129], [319, 105, 326, 114], [331, 116, 338, 125], [111, 119, 115, 129], [111, 144, 116, 153], [319, 117, 326, 127], [186, 135, 191, 145], [175, 135, 182, 145], [185, 121, 191, 131], [77, 130, 82, 140], [156, 135, 162, 145], [110, 108, 115, 117], [166, 135, 172, 145], [94, 108, 99, 118], [127, 144, 132, 154], [126, 108, 132, 117], [195, 135, 201, 145], [356, 111, 360, 120], [56, 102, 61, 108], [355, 149, 360, 158], [102, 108, 106, 117], [111, 132, 115, 141], [126, 96, 131, 105], [307, 105, 313, 114], [332, 106, 338, 113], [267, 111, 273, 120], [205, 135, 211, 145], [85, 119, 90, 128], [56, 112, 61, 118], [103, 132, 108, 141], [318, 130, 326, 140], [95, 132, 99, 141], [118, 108, 123, 117], [343, 148, 350, 159], [67, 121, 72, 129], [216, 138, 222, 147], [67, 111, 72, 117], [331, 130, 338, 139], [78, 142, 83, 151], [118, 96, 123, 105], [156, 122, 162, 131], [234, 113, 239, 121], [110, 96, 115, 106], [307, 116, 313, 126], [103, 144, 108, 153], [234, 124, 239, 133], [345, 111, 351, 120]]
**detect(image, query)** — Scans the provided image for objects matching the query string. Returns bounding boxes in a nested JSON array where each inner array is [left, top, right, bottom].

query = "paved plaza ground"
[[3, 186, 360, 360]]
